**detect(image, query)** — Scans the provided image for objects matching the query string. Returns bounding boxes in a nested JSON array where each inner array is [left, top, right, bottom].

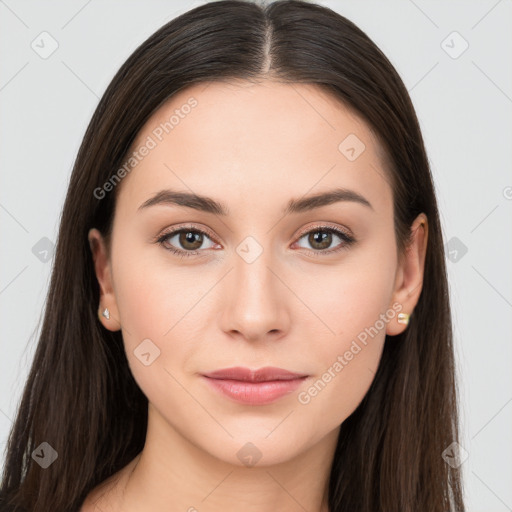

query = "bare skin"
[[83, 79, 427, 512]]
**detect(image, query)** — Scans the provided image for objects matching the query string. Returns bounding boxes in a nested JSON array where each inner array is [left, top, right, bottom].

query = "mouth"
[[201, 366, 309, 405]]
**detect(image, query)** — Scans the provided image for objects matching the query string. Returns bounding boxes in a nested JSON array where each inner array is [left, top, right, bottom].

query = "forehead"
[[116, 79, 392, 217]]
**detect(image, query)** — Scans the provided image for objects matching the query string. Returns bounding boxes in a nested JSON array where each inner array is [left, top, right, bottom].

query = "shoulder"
[[81, 455, 141, 512], [79, 468, 130, 512]]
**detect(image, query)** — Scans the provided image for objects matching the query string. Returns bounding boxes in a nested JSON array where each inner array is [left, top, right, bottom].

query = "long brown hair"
[[0, 1, 465, 510]]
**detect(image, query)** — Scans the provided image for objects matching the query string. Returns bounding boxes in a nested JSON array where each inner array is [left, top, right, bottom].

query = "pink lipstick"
[[201, 366, 309, 405]]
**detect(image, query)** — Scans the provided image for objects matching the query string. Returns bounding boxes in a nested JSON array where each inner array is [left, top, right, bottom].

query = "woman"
[[0, 0, 465, 510]]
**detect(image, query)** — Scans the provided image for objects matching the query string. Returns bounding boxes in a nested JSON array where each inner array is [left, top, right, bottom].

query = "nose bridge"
[[233, 238, 279, 310], [221, 235, 288, 339]]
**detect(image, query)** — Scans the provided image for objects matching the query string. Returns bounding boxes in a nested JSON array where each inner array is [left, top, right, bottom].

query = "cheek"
[[295, 340, 383, 435], [110, 239, 200, 390], [111, 265, 201, 414], [289, 245, 396, 422], [112, 234, 209, 343], [293, 278, 389, 431], [292, 239, 396, 354]]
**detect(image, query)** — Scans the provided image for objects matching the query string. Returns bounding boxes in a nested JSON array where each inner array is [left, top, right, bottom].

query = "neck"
[[117, 403, 337, 512]]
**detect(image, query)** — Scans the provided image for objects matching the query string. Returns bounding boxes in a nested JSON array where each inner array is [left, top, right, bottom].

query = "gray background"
[[1, 1, 511, 510]]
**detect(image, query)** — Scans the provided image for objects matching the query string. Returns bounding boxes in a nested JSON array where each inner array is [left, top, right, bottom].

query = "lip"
[[201, 366, 309, 405], [202, 366, 308, 382]]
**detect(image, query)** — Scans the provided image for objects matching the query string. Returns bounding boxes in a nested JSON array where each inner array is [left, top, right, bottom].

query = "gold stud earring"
[[397, 312, 410, 326]]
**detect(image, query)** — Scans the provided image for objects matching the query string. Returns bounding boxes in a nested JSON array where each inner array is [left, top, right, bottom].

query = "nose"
[[219, 246, 291, 343]]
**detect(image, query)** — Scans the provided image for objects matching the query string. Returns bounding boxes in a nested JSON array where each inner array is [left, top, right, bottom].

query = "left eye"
[[294, 226, 355, 254]]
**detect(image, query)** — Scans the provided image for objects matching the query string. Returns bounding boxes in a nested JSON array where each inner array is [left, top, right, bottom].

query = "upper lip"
[[202, 366, 308, 382]]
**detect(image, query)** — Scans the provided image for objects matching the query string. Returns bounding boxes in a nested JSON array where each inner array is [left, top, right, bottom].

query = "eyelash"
[[155, 224, 356, 259]]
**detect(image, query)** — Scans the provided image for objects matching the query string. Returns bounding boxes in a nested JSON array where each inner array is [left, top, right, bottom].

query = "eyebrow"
[[137, 187, 373, 215]]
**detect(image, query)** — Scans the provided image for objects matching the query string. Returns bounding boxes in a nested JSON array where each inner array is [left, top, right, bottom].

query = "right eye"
[[156, 226, 219, 258]]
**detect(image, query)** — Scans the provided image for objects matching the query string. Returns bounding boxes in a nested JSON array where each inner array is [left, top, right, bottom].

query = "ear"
[[88, 228, 121, 331], [386, 213, 428, 336]]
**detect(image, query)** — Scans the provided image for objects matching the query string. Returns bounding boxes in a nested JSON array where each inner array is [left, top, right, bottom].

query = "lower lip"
[[201, 376, 307, 405]]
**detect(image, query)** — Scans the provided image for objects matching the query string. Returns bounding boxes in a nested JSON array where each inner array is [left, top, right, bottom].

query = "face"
[[89, 80, 427, 467]]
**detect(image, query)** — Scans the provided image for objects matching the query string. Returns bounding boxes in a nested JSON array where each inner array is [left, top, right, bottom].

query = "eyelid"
[[294, 221, 353, 240], [155, 222, 353, 243], [154, 223, 220, 245]]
